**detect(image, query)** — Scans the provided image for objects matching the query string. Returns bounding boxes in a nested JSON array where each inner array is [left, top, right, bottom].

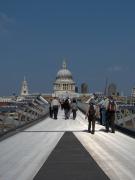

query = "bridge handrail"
[[0, 104, 49, 138], [78, 101, 135, 138]]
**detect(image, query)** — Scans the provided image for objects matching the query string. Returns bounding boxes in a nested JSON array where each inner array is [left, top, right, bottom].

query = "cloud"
[[107, 66, 123, 72], [0, 12, 14, 32]]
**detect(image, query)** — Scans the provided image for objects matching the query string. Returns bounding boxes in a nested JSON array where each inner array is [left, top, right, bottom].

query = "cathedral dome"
[[56, 61, 73, 80], [53, 60, 76, 97], [56, 69, 72, 79]]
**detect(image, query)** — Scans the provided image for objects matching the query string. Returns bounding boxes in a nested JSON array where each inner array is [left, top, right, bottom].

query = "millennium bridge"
[[0, 100, 135, 180]]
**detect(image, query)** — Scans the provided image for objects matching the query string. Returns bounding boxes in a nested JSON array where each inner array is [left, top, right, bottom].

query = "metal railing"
[[0, 101, 49, 138], [78, 101, 135, 137]]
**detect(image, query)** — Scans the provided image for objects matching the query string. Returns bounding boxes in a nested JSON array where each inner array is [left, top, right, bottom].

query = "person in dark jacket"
[[106, 96, 116, 133], [63, 98, 71, 119], [71, 98, 78, 120], [85, 99, 96, 134], [49, 99, 53, 118]]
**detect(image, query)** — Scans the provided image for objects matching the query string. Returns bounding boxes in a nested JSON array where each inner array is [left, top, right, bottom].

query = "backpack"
[[72, 103, 78, 111], [108, 100, 116, 112], [89, 104, 95, 116], [63, 100, 70, 110]]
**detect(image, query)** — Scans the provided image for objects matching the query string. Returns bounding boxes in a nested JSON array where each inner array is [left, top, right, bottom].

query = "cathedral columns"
[[54, 83, 75, 92]]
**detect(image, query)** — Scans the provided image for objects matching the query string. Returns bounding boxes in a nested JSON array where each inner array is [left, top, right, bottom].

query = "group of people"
[[49, 97, 78, 120], [49, 95, 117, 135], [85, 95, 117, 134]]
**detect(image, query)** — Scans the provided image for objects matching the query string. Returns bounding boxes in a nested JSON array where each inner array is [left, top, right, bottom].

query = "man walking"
[[85, 99, 96, 134], [71, 98, 78, 120], [51, 97, 60, 119], [63, 98, 71, 119], [106, 96, 116, 133]]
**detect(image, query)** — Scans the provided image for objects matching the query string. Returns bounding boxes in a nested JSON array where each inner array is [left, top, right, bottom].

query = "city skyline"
[[0, 0, 135, 96]]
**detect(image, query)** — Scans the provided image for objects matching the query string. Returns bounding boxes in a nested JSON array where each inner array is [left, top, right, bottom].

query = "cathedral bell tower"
[[20, 77, 29, 96]]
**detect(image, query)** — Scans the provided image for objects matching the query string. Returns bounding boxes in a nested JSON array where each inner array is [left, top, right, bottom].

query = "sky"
[[0, 0, 135, 96]]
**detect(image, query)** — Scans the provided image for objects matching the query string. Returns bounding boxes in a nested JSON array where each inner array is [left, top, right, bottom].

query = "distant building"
[[120, 91, 124, 97], [75, 86, 78, 93], [94, 92, 104, 98], [53, 60, 77, 98], [20, 77, 29, 96], [131, 87, 135, 98], [81, 83, 89, 94], [107, 83, 117, 96], [0, 97, 13, 103]]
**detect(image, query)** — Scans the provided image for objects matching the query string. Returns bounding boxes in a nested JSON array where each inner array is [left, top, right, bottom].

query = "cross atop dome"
[[62, 59, 67, 69]]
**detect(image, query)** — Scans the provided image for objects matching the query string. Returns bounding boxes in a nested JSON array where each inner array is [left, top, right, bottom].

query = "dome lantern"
[[62, 60, 67, 69]]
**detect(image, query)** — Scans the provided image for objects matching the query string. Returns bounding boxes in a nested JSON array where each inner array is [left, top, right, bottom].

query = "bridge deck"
[[34, 132, 109, 180], [0, 110, 135, 180]]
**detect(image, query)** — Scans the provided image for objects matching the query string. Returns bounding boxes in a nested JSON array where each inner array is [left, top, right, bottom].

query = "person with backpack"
[[106, 96, 116, 133], [71, 98, 78, 120], [63, 98, 71, 119], [85, 99, 96, 134]]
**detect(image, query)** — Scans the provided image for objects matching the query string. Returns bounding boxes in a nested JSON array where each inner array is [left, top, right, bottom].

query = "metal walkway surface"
[[34, 132, 109, 180], [0, 110, 135, 180]]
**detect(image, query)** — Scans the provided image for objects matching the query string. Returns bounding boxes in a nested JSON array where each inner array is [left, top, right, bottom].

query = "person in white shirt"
[[51, 97, 60, 119], [98, 97, 109, 126]]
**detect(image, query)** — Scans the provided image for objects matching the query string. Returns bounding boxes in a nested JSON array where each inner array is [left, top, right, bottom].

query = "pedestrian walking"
[[63, 98, 71, 119], [106, 96, 116, 133], [71, 98, 78, 120], [85, 99, 96, 134], [95, 104, 100, 123], [51, 97, 60, 119], [49, 99, 53, 118], [98, 97, 108, 126]]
